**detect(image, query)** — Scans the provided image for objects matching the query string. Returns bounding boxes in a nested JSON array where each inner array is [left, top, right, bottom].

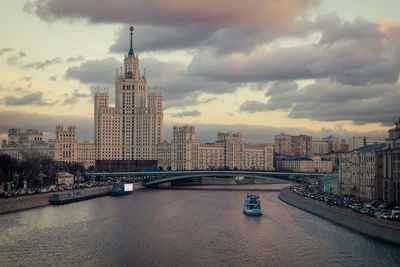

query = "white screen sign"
[[124, 183, 133, 192]]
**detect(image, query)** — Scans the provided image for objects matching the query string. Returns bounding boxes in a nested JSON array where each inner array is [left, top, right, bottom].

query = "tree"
[[19, 157, 41, 187], [40, 158, 57, 186], [65, 162, 85, 183], [0, 154, 19, 183]]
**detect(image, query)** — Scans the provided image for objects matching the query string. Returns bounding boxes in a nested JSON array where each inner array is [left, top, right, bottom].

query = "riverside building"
[[1, 126, 95, 169], [276, 156, 332, 173], [157, 125, 274, 171], [274, 133, 291, 156], [274, 133, 313, 156], [383, 117, 400, 204], [291, 135, 312, 156], [339, 143, 385, 201], [94, 26, 163, 162], [1, 128, 53, 160], [53, 125, 95, 169]]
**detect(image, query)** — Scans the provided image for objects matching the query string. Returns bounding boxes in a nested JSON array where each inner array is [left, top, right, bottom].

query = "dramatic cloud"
[[186, 14, 400, 86], [25, 0, 319, 54], [110, 25, 215, 53], [240, 79, 400, 126], [171, 109, 201, 118], [24, 0, 319, 27], [66, 55, 84, 62], [6, 52, 27, 65], [65, 57, 121, 84], [65, 56, 241, 108], [141, 58, 241, 107], [0, 91, 56, 106], [23, 57, 62, 70], [23, 1, 400, 128], [288, 82, 400, 125], [0, 48, 13, 56], [50, 74, 57, 81], [110, 18, 312, 55], [188, 42, 400, 86]]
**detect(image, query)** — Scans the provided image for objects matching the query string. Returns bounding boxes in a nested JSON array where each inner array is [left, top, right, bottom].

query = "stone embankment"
[[279, 187, 400, 245], [0, 186, 111, 215]]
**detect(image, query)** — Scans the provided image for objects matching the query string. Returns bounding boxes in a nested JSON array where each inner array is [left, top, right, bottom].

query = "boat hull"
[[110, 191, 132, 197], [243, 207, 262, 216]]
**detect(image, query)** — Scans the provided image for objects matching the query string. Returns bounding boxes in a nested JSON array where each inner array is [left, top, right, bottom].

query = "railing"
[[86, 170, 326, 186]]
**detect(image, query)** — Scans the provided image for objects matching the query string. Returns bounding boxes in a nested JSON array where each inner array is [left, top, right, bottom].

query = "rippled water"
[[1, 185, 400, 266]]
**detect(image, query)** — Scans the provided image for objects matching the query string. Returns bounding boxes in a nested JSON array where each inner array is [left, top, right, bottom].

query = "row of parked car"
[[0, 181, 115, 198], [293, 185, 400, 221]]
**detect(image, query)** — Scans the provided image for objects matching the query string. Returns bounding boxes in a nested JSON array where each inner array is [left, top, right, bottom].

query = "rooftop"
[[352, 143, 386, 153]]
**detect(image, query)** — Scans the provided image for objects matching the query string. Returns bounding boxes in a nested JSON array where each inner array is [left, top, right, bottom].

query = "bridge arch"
[[143, 172, 296, 186]]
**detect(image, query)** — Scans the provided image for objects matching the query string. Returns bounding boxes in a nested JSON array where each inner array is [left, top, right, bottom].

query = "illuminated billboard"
[[124, 183, 133, 192]]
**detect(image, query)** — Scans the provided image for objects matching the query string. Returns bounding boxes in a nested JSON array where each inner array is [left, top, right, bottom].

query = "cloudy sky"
[[1, 1, 400, 144]]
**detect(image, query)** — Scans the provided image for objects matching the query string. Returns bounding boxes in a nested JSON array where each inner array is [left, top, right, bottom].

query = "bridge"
[[87, 171, 325, 186]]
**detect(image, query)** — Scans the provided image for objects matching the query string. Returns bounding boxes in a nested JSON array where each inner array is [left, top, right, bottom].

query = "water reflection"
[[1, 185, 400, 266]]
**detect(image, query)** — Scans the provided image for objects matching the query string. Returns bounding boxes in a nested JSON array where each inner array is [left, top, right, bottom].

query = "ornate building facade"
[[94, 26, 163, 161], [157, 125, 274, 171], [1, 128, 53, 160], [339, 143, 385, 201], [53, 125, 95, 169], [383, 117, 400, 204]]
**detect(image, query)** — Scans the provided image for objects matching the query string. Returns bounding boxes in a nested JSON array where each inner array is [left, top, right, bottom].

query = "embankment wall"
[[0, 186, 111, 215], [279, 187, 400, 245]]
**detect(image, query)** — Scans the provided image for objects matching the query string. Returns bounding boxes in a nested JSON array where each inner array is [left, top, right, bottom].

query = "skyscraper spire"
[[128, 26, 134, 57]]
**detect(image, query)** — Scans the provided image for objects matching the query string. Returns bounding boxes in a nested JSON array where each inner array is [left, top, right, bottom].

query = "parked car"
[[381, 210, 392, 220], [360, 208, 369, 214], [391, 210, 400, 221]]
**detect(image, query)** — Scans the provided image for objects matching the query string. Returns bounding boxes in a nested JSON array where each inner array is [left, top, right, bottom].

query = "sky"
[[1, 0, 400, 144]]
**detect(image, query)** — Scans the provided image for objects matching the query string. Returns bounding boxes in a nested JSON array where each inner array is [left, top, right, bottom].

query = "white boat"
[[243, 193, 262, 216]]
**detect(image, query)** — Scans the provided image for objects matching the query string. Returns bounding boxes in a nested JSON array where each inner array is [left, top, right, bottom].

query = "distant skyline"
[[1, 1, 400, 144]]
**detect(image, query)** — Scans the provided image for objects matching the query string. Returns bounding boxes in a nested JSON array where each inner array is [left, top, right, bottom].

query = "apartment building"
[[312, 141, 329, 155], [276, 156, 332, 173], [323, 136, 341, 152], [291, 135, 312, 156], [339, 143, 385, 201], [274, 133, 291, 156]]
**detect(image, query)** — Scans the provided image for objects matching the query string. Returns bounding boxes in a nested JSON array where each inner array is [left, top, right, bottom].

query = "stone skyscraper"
[[94, 26, 163, 161]]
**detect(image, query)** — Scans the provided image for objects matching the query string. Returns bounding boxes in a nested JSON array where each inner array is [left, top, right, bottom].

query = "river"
[[1, 184, 400, 266]]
